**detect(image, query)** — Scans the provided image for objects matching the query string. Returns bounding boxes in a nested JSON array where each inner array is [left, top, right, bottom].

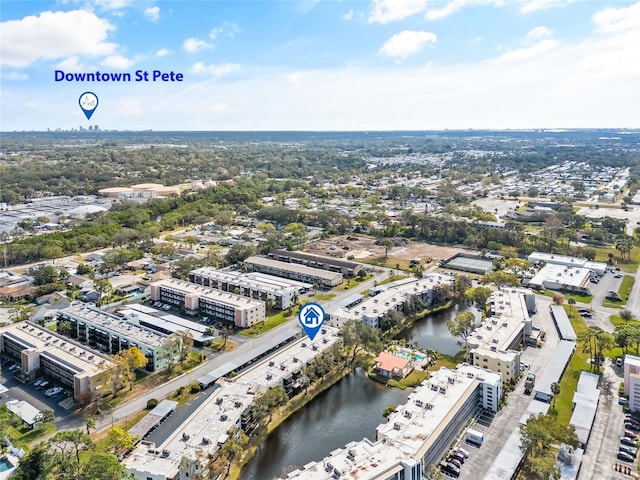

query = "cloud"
[[287, 71, 315, 84], [183, 37, 212, 53], [526, 26, 553, 40], [368, 0, 427, 24], [379, 30, 437, 59], [0, 10, 117, 67], [144, 6, 160, 22], [209, 21, 241, 40], [191, 62, 240, 77], [593, 2, 640, 34], [518, 0, 577, 14], [1, 71, 28, 81], [493, 39, 559, 63], [155, 48, 172, 57], [94, 0, 133, 11], [425, 0, 504, 21], [101, 54, 134, 69], [342, 10, 355, 20], [57, 56, 86, 70]]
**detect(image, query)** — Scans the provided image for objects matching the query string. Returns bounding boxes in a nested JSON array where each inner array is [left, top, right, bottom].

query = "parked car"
[[580, 311, 593, 318], [625, 422, 640, 432], [619, 445, 637, 458], [625, 416, 639, 424], [45, 386, 63, 397], [447, 457, 462, 469], [614, 273, 624, 278], [37, 381, 49, 390], [621, 437, 637, 447], [618, 451, 635, 463], [454, 447, 470, 458], [450, 452, 465, 463], [620, 397, 630, 405], [624, 430, 638, 439]]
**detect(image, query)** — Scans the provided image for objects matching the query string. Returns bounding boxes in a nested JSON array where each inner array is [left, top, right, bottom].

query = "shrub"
[[146, 398, 158, 410], [190, 383, 201, 394]]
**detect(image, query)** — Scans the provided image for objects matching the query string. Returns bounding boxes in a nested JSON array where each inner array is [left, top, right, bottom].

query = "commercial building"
[[527, 252, 607, 276], [326, 274, 453, 329], [624, 354, 640, 412], [268, 248, 364, 277], [280, 364, 502, 480], [243, 256, 343, 287], [528, 264, 592, 295], [466, 288, 535, 383], [0, 321, 112, 403], [534, 340, 576, 403], [124, 327, 341, 480], [150, 278, 265, 328], [56, 304, 177, 372], [189, 267, 299, 310]]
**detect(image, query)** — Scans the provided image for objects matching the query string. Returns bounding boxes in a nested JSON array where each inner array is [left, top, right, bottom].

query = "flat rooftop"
[[270, 248, 360, 269], [244, 257, 343, 281], [152, 278, 264, 309], [190, 267, 298, 294], [124, 327, 341, 478], [550, 305, 577, 341], [3, 321, 112, 376], [535, 340, 576, 397], [118, 307, 213, 344], [60, 304, 168, 348], [244, 272, 312, 290], [529, 264, 591, 290]]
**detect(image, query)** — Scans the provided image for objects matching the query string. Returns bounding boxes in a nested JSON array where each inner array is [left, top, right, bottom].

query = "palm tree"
[[265, 297, 274, 315], [567, 297, 576, 314], [551, 382, 560, 408], [85, 416, 96, 435]]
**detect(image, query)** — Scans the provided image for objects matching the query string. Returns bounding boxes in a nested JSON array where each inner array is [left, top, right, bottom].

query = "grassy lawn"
[[377, 274, 409, 286], [593, 246, 640, 274], [607, 315, 640, 360], [240, 307, 298, 337], [432, 349, 467, 370], [211, 338, 238, 352], [552, 307, 592, 425], [310, 293, 336, 301], [369, 367, 430, 390], [542, 290, 593, 304], [7, 422, 56, 449]]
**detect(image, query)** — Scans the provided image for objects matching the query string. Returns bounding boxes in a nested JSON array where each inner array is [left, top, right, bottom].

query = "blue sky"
[[1, 0, 639, 131]]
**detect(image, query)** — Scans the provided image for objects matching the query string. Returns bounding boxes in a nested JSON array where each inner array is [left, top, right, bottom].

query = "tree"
[[48, 430, 95, 479], [176, 330, 194, 362], [11, 441, 51, 480], [119, 347, 148, 389], [57, 320, 72, 337], [79, 451, 126, 480], [106, 426, 138, 454], [447, 312, 476, 345], [465, 286, 493, 310], [341, 319, 383, 366], [621, 309, 635, 323], [37, 408, 55, 424], [382, 404, 397, 418], [170, 256, 205, 280], [519, 414, 578, 480], [453, 275, 472, 299], [85, 416, 96, 435], [482, 271, 519, 289], [552, 293, 565, 305], [220, 325, 233, 347], [93, 278, 112, 306], [218, 428, 247, 478], [225, 243, 255, 266], [28, 264, 59, 285], [253, 385, 288, 427], [266, 297, 275, 315], [567, 297, 576, 314], [550, 382, 560, 408], [379, 238, 394, 259]]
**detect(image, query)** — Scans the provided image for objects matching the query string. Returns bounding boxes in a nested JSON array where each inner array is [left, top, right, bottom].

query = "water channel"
[[242, 306, 466, 479]]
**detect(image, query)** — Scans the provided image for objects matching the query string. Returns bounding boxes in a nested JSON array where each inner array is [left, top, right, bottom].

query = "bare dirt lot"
[[303, 235, 476, 267]]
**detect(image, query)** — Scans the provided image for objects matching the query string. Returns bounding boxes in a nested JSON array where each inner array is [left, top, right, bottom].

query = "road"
[[91, 271, 387, 433], [627, 267, 640, 318]]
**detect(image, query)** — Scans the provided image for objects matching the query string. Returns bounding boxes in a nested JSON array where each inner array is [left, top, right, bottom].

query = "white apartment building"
[[624, 354, 640, 413], [150, 278, 265, 328]]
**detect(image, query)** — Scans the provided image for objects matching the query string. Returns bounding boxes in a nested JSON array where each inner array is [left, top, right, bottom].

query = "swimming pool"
[[395, 350, 425, 361], [0, 457, 14, 472]]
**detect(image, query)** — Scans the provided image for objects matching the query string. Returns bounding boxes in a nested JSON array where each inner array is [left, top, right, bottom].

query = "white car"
[[45, 386, 64, 397]]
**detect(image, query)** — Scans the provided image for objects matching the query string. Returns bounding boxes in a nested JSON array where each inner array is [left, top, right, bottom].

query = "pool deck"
[[0, 454, 19, 479]]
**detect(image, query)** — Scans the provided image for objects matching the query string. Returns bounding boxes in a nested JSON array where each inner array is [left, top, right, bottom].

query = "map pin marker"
[[79, 92, 99, 120], [298, 302, 326, 341]]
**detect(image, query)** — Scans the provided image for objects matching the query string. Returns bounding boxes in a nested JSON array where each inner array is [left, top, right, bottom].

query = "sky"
[[1, 0, 639, 131]]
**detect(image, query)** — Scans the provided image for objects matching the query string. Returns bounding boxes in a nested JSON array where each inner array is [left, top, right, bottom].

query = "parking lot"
[[0, 361, 81, 430]]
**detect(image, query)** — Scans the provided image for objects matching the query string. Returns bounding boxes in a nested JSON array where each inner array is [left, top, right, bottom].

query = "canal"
[[241, 368, 409, 480]]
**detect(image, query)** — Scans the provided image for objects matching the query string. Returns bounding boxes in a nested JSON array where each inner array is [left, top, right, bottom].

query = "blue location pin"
[[79, 92, 99, 120], [298, 302, 326, 341]]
